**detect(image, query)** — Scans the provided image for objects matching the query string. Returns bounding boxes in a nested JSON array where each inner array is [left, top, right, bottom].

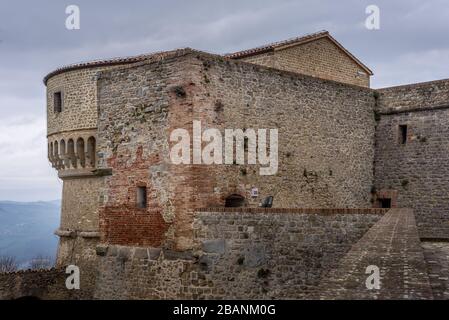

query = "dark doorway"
[[225, 194, 245, 208], [379, 198, 392, 208]]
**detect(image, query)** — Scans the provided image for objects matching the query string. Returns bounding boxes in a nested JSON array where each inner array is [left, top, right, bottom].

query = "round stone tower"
[[44, 55, 148, 286]]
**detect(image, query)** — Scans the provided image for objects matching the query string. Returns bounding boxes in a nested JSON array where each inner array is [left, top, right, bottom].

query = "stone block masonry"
[[375, 79, 449, 238], [95, 50, 377, 251], [0, 208, 437, 300], [0, 268, 91, 300], [239, 37, 370, 87], [94, 209, 385, 299]]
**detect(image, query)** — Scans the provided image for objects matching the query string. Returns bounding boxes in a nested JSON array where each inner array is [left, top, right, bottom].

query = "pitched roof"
[[225, 31, 373, 75]]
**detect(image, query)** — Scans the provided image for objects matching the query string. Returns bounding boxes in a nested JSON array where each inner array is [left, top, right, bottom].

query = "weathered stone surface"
[[94, 209, 385, 299], [96, 244, 109, 256], [201, 239, 226, 254], [148, 248, 162, 260], [375, 79, 449, 238], [163, 249, 194, 261], [95, 50, 376, 252], [243, 244, 267, 267], [133, 248, 148, 260], [235, 36, 371, 87], [0, 268, 91, 300], [118, 247, 131, 261]]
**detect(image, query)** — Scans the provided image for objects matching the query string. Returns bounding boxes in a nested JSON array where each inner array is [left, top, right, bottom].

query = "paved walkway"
[[317, 208, 433, 299], [422, 241, 449, 300]]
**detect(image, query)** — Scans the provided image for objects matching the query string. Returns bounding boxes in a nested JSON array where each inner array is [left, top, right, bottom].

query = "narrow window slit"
[[137, 186, 147, 209]]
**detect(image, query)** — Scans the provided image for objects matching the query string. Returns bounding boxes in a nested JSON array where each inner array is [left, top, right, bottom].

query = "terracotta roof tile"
[[43, 48, 193, 84]]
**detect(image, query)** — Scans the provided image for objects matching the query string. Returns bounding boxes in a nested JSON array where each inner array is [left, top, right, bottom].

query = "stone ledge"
[[58, 170, 97, 179], [54, 229, 76, 238], [54, 229, 100, 239], [196, 207, 388, 215], [79, 231, 101, 238], [58, 168, 112, 179]]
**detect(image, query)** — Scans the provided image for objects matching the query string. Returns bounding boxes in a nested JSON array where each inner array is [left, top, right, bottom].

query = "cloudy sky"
[[0, 0, 448, 201]]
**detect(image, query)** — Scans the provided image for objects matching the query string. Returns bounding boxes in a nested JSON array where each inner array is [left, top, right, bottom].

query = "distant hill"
[[0, 200, 60, 269]]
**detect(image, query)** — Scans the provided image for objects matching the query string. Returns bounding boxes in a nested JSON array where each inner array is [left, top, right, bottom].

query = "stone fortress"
[[1, 31, 449, 299]]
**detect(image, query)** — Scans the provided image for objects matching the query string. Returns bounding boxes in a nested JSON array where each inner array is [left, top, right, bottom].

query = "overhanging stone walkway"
[[316, 208, 434, 299]]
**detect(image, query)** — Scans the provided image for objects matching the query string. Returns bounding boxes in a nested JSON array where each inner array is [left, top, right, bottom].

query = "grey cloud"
[[0, 0, 448, 200]]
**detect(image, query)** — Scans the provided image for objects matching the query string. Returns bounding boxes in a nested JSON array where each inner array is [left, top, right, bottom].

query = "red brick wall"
[[99, 146, 169, 246]]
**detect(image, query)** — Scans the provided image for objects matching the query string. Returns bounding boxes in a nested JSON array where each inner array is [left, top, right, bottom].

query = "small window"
[[54, 92, 63, 113], [137, 186, 147, 209], [398, 125, 407, 144]]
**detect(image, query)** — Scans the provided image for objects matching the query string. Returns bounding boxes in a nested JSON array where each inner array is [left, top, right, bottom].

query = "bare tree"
[[29, 255, 54, 270], [0, 256, 18, 273]]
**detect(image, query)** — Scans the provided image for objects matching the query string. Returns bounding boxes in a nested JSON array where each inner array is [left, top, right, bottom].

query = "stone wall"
[[375, 79, 449, 238], [196, 52, 375, 211], [238, 37, 370, 87], [93, 208, 385, 299], [0, 268, 91, 300], [46, 68, 97, 135], [0, 209, 435, 300], [95, 51, 195, 250], [46, 65, 131, 136], [95, 50, 376, 250]]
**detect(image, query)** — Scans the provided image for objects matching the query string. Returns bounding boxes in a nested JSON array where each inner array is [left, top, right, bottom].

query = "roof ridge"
[[224, 30, 329, 58]]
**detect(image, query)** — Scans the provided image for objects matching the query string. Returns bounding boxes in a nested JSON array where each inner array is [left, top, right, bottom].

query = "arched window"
[[225, 194, 245, 208], [76, 138, 85, 168], [60, 140, 66, 169], [53, 141, 59, 159], [87, 137, 96, 167], [60, 140, 66, 155], [53, 141, 59, 169], [49, 142, 53, 162], [67, 139, 76, 168]]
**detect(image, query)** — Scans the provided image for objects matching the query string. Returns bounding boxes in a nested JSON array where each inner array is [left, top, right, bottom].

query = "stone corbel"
[[54, 229, 76, 238]]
